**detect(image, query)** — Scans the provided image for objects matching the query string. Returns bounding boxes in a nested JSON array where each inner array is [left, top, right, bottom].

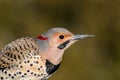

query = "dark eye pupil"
[[59, 35, 64, 39]]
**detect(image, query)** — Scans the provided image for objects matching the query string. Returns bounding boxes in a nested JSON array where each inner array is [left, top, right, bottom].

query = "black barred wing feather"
[[0, 37, 39, 69]]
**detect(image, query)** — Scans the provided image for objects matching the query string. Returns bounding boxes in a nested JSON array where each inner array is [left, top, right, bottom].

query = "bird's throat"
[[40, 47, 64, 65]]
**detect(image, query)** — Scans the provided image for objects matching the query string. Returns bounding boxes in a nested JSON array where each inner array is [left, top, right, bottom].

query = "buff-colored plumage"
[[0, 37, 48, 80], [0, 28, 94, 80]]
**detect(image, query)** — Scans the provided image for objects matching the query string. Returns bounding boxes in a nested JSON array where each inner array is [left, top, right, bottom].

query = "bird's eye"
[[59, 35, 64, 39]]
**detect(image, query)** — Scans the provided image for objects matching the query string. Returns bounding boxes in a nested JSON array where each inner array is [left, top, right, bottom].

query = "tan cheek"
[[49, 38, 57, 46], [48, 35, 59, 46]]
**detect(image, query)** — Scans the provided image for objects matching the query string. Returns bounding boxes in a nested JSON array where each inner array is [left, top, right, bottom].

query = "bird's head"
[[36, 28, 94, 64]]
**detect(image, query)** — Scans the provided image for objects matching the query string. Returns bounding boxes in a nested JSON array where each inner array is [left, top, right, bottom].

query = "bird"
[[0, 28, 94, 80]]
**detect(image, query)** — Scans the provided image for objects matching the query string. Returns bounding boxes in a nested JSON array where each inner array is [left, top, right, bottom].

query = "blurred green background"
[[0, 0, 120, 80]]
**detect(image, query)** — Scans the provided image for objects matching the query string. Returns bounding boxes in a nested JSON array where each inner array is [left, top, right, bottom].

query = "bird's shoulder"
[[1, 37, 38, 53], [0, 37, 40, 69]]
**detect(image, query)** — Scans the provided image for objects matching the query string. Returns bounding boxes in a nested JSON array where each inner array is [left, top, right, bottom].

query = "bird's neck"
[[36, 39, 64, 65], [40, 47, 64, 65]]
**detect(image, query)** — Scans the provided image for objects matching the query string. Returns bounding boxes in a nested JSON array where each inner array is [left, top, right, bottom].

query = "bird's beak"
[[71, 34, 95, 41], [58, 34, 95, 49]]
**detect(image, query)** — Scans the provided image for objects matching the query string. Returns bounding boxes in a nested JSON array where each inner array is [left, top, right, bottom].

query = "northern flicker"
[[0, 28, 94, 80]]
